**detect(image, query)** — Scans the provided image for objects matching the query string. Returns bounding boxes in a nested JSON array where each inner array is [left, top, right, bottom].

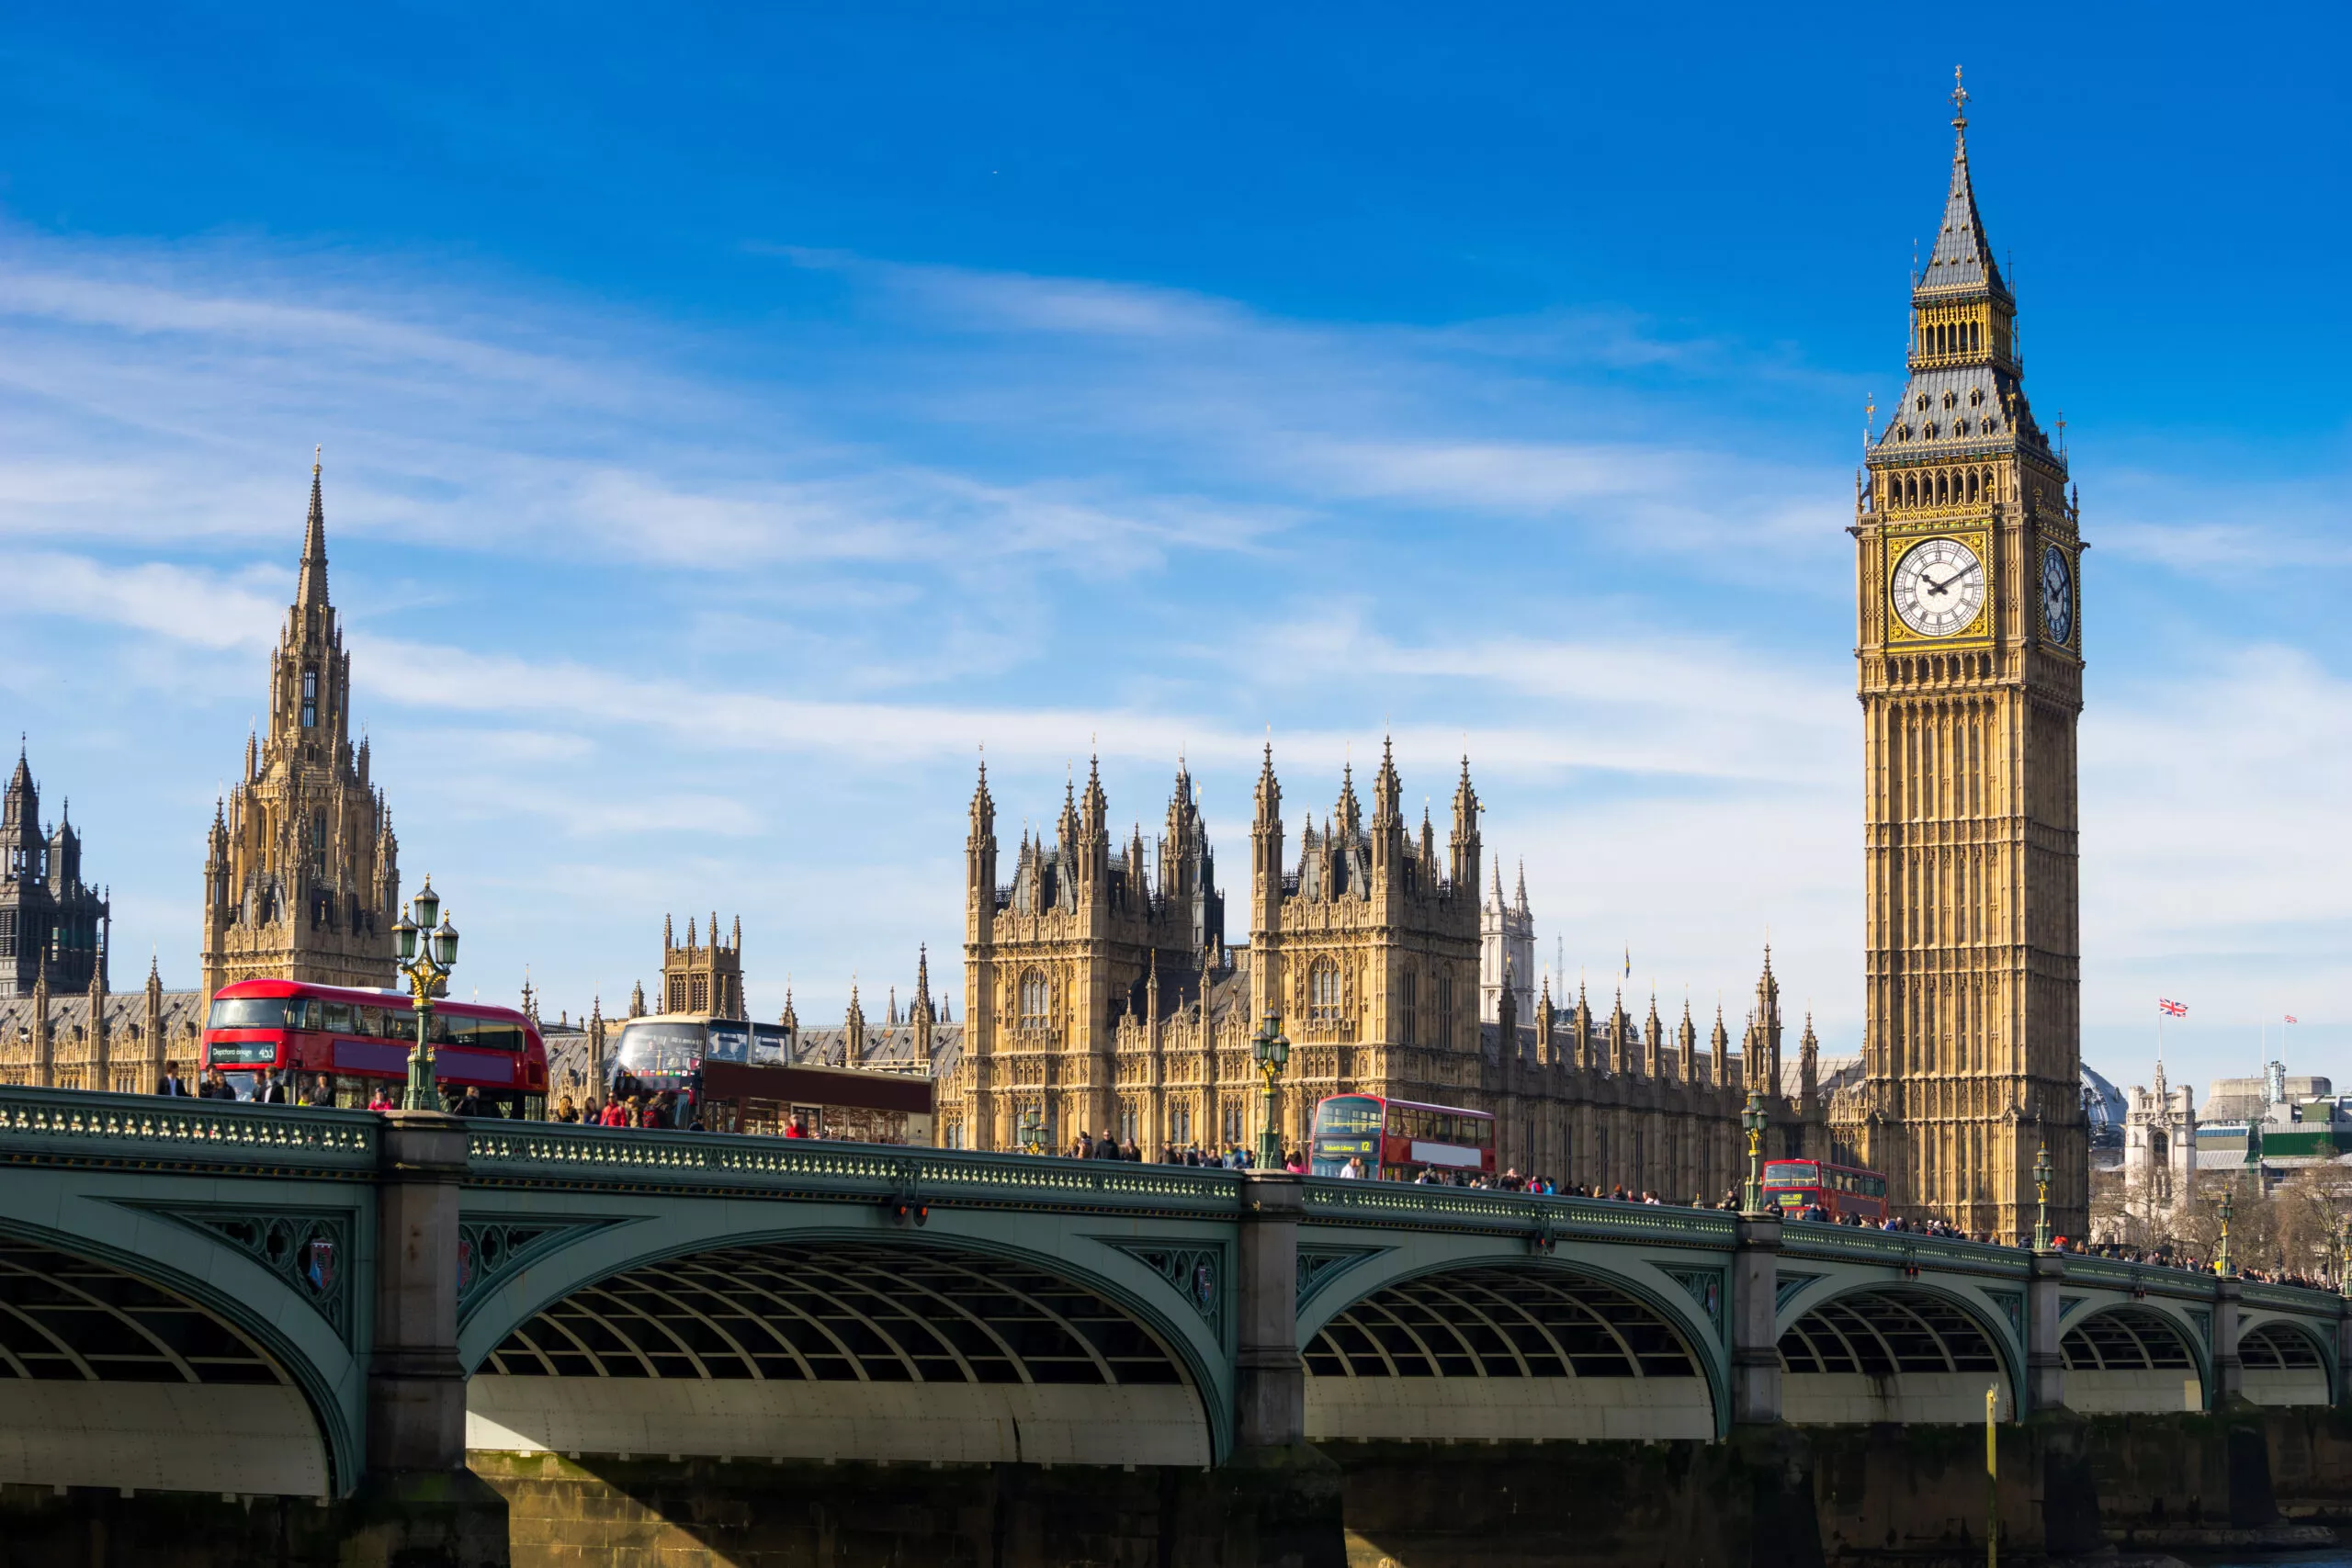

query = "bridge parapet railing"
[[465, 1122, 1244, 1215], [2063, 1253, 2219, 1303], [1776, 1219, 2030, 1280], [1302, 1179, 1737, 1248], [0, 1085, 379, 1176], [2241, 1279, 2346, 1316]]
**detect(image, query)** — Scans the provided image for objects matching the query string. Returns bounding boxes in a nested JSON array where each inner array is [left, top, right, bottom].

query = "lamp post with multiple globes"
[[390, 877, 460, 1112], [1740, 1091, 1770, 1215], [1251, 1011, 1291, 1170]]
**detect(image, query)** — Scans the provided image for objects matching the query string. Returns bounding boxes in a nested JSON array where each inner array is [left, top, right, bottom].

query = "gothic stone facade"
[[1835, 85, 2089, 1238], [200, 459, 401, 1005], [0, 957, 204, 1092], [0, 748, 109, 997], [955, 745, 1822, 1193]]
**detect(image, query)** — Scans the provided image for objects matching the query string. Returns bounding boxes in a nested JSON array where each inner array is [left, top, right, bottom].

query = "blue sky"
[[2, 5, 2346, 1098]]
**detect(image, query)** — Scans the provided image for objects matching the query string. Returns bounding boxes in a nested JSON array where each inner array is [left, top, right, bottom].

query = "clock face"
[[2041, 543, 2075, 644], [1890, 536, 1986, 638]]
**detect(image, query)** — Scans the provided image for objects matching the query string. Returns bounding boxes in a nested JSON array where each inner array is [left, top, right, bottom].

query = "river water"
[[2178, 1552, 2352, 1567]]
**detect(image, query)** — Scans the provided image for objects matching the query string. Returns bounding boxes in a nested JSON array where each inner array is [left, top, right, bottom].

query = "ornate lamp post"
[[2335, 1216, 2351, 1297], [1251, 1010, 1291, 1170], [1015, 1104, 1045, 1156], [391, 877, 460, 1112], [1740, 1090, 1770, 1214], [2031, 1144, 2054, 1252], [2215, 1183, 2236, 1278]]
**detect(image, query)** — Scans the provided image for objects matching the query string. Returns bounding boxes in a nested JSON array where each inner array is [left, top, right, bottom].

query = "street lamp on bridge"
[[391, 877, 460, 1112], [2031, 1144, 2053, 1253], [1739, 1090, 1769, 1215], [2215, 1183, 2236, 1279], [1251, 1010, 1290, 1171]]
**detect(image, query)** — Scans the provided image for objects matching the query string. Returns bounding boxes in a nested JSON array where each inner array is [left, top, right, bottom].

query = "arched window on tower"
[[1019, 968, 1050, 1030], [1307, 957, 1340, 1022], [301, 670, 318, 729], [1398, 968, 1418, 1046]]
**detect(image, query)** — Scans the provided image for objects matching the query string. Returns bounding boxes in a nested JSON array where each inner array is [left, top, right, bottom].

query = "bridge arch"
[[464, 1229, 1221, 1467], [0, 1223, 347, 1496], [2059, 1305, 2205, 1414], [1779, 1284, 2017, 1424], [1298, 1256, 1722, 1441], [2238, 1316, 2334, 1407]]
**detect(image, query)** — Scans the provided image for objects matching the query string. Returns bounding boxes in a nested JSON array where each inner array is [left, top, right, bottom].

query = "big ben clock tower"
[[1845, 74, 2086, 1241]]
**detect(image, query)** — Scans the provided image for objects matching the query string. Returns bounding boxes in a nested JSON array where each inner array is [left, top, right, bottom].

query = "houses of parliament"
[[0, 84, 2086, 1237]]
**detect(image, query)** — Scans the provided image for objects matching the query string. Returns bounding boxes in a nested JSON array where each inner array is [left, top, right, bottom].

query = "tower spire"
[[296, 446, 330, 609], [1917, 67, 2007, 301]]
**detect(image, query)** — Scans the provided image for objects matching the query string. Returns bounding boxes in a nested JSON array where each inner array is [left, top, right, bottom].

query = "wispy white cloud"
[[6, 553, 286, 649]]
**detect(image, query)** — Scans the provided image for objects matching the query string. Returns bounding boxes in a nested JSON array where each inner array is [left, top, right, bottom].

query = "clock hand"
[[1923, 566, 1981, 596]]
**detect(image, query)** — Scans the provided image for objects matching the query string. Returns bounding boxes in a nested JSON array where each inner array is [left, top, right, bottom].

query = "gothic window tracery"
[[301, 670, 318, 729], [1018, 968, 1050, 1030], [1308, 958, 1340, 1022]]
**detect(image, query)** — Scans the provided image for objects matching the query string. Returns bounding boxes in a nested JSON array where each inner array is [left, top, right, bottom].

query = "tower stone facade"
[[958, 757, 1225, 1152], [661, 913, 744, 1018], [955, 744, 1818, 1192], [0, 748, 110, 998], [2121, 1062, 2197, 1235], [1246, 743, 1486, 1131], [1835, 81, 2087, 1238], [200, 457, 400, 1005], [1479, 861, 1534, 1025]]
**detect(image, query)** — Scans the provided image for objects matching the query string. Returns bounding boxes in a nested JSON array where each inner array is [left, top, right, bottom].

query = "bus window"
[[207, 997, 288, 1030], [1317, 1096, 1383, 1135], [323, 1001, 353, 1033], [616, 1021, 707, 1078]]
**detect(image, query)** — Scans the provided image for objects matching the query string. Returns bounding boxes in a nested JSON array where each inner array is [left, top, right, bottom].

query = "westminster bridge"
[[6, 1086, 2352, 1566]]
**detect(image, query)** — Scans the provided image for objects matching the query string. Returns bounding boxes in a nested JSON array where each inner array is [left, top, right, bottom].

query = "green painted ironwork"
[[455, 1214, 628, 1326], [0, 1086, 378, 1175], [133, 1202, 358, 1340], [1775, 1270, 1826, 1313], [1665, 1266, 1726, 1339], [1295, 1245, 1387, 1311], [466, 1122, 1246, 1213], [1099, 1239, 1226, 1340]]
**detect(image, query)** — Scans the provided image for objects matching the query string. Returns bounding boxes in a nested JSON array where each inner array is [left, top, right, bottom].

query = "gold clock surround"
[[1883, 525, 1994, 645]]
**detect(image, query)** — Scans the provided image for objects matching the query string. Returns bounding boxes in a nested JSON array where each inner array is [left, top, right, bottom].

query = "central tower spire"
[[296, 446, 329, 611]]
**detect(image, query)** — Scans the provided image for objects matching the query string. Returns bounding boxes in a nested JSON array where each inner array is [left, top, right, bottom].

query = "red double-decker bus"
[[1309, 1093, 1497, 1180], [1762, 1158, 1890, 1223], [203, 977, 548, 1115]]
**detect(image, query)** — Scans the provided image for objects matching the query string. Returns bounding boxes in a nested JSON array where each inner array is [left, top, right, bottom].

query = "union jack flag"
[[2287, 1015, 2299, 1025], [2158, 998, 2188, 1018]]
